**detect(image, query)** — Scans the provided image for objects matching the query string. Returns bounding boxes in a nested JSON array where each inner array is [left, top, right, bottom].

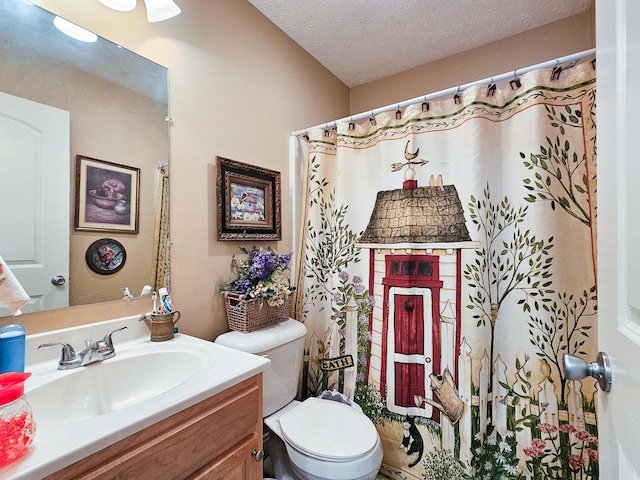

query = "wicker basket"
[[224, 290, 293, 333]]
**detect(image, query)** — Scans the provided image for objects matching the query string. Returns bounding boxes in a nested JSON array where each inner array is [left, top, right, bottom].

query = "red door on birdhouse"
[[381, 255, 442, 420]]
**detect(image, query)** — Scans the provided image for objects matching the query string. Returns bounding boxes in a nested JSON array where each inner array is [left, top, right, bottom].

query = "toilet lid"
[[278, 397, 378, 461]]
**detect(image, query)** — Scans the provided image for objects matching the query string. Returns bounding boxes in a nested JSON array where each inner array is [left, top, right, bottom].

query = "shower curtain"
[[152, 165, 170, 292], [293, 60, 597, 479]]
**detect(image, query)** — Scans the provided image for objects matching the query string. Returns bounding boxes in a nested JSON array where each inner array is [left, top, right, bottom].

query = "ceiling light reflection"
[[143, 0, 181, 23], [53, 16, 98, 43], [98, 0, 137, 12]]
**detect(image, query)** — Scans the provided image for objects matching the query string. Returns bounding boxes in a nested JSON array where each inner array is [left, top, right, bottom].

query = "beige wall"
[[11, 1, 594, 342], [350, 10, 595, 115]]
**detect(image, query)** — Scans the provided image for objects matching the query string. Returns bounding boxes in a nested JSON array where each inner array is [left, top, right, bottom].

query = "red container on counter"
[[0, 372, 36, 468]]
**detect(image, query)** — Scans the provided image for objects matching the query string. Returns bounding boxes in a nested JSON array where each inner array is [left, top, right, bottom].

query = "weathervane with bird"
[[391, 140, 429, 182]]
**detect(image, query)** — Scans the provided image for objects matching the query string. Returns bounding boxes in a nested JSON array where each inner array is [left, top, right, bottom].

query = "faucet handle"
[[102, 326, 128, 347], [38, 342, 78, 368], [96, 326, 128, 359]]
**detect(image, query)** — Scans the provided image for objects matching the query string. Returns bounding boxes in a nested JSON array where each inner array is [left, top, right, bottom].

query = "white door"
[[0, 91, 70, 315], [597, 0, 640, 477]]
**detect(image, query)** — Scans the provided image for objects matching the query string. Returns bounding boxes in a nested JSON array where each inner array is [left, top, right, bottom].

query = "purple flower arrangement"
[[219, 245, 292, 306]]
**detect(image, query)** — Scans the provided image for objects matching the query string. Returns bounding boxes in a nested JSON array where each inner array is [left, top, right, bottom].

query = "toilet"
[[215, 319, 383, 480]]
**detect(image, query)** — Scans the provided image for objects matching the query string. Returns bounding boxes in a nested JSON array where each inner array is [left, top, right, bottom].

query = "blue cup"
[[0, 324, 26, 374]]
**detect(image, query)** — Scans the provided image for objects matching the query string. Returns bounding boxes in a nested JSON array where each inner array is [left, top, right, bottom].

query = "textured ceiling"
[[247, 0, 592, 87]]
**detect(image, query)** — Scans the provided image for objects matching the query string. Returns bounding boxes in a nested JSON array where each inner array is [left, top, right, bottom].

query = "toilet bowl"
[[265, 398, 383, 480], [215, 319, 383, 480]]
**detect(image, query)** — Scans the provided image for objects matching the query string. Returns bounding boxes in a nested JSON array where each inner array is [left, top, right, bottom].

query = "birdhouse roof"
[[359, 184, 471, 245]]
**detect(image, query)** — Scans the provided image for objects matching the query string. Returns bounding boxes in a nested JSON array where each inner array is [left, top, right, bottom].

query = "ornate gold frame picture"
[[216, 156, 281, 241]]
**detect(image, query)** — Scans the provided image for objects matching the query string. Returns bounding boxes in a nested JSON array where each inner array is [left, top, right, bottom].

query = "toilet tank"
[[214, 319, 307, 416]]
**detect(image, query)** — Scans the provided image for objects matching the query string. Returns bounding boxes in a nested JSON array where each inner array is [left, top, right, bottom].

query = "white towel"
[[0, 254, 30, 316]]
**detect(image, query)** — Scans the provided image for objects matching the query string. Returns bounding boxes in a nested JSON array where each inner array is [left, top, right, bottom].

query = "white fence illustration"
[[303, 321, 597, 476], [455, 338, 597, 471]]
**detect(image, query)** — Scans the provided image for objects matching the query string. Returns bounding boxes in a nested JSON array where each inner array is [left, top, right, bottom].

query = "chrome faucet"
[[38, 326, 128, 370]]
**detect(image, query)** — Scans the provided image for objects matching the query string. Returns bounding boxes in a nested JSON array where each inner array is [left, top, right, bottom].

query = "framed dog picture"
[[74, 155, 140, 233], [216, 156, 281, 241]]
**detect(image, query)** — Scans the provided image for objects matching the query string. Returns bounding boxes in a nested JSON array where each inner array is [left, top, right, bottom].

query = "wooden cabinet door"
[[187, 432, 262, 480]]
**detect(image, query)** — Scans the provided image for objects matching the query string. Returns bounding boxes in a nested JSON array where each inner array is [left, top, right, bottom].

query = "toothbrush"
[[152, 291, 157, 313]]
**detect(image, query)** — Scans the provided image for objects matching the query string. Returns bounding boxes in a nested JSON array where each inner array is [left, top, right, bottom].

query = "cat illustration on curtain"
[[400, 415, 424, 468]]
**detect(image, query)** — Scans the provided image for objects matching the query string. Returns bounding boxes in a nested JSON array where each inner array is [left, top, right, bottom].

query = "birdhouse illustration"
[[356, 141, 478, 424]]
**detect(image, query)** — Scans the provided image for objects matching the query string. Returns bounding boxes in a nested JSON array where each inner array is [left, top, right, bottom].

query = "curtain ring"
[[486, 78, 497, 97], [421, 96, 430, 112], [369, 111, 377, 126], [395, 104, 402, 120], [551, 59, 562, 80], [510, 69, 522, 90], [453, 86, 462, 105], [348, 117, 355, 131]]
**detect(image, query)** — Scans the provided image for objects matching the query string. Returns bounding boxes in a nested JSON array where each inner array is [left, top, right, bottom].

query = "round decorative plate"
[[85, 238, 126, 275]]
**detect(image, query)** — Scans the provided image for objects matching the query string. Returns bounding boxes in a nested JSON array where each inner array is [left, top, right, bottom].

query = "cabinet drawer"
[[45, 375, 262, 480]]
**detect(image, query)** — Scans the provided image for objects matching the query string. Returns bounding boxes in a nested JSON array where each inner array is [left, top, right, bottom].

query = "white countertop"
[[0, 315, 269, 479]]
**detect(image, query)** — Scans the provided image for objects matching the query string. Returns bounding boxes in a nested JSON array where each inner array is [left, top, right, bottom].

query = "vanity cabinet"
[[44, 375, 263, 480]]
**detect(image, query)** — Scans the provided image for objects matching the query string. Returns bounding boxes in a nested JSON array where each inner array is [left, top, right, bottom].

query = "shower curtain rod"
[[291, 48, 595, 137]]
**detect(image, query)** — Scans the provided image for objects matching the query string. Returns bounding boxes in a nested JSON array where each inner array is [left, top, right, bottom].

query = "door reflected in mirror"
[[0, 0, 169, 316]]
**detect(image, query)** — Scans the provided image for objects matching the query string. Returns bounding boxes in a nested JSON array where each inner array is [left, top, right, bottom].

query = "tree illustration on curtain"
[[522, 105, 593, 227], [527, 287, 597, 405], [303, 155, 366, 396], [464, 92, 598, 480], [463, 185, 554, 392], [521, 98, 597, 406], [303, 157, 362, 310]]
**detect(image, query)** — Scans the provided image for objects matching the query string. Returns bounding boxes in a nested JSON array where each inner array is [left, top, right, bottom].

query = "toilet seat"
[[278, 397, 379, 461]]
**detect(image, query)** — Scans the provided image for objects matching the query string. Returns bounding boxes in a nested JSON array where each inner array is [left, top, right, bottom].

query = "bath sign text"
[[319, 355, 354, 372]]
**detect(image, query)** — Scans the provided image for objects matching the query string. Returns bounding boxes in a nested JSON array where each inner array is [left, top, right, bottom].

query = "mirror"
[[0, 0, 169, 314]]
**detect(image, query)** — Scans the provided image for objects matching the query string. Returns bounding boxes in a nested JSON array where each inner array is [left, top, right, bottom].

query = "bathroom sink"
[[0, 315, 270, 480], [26, 350, 203, 427]]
